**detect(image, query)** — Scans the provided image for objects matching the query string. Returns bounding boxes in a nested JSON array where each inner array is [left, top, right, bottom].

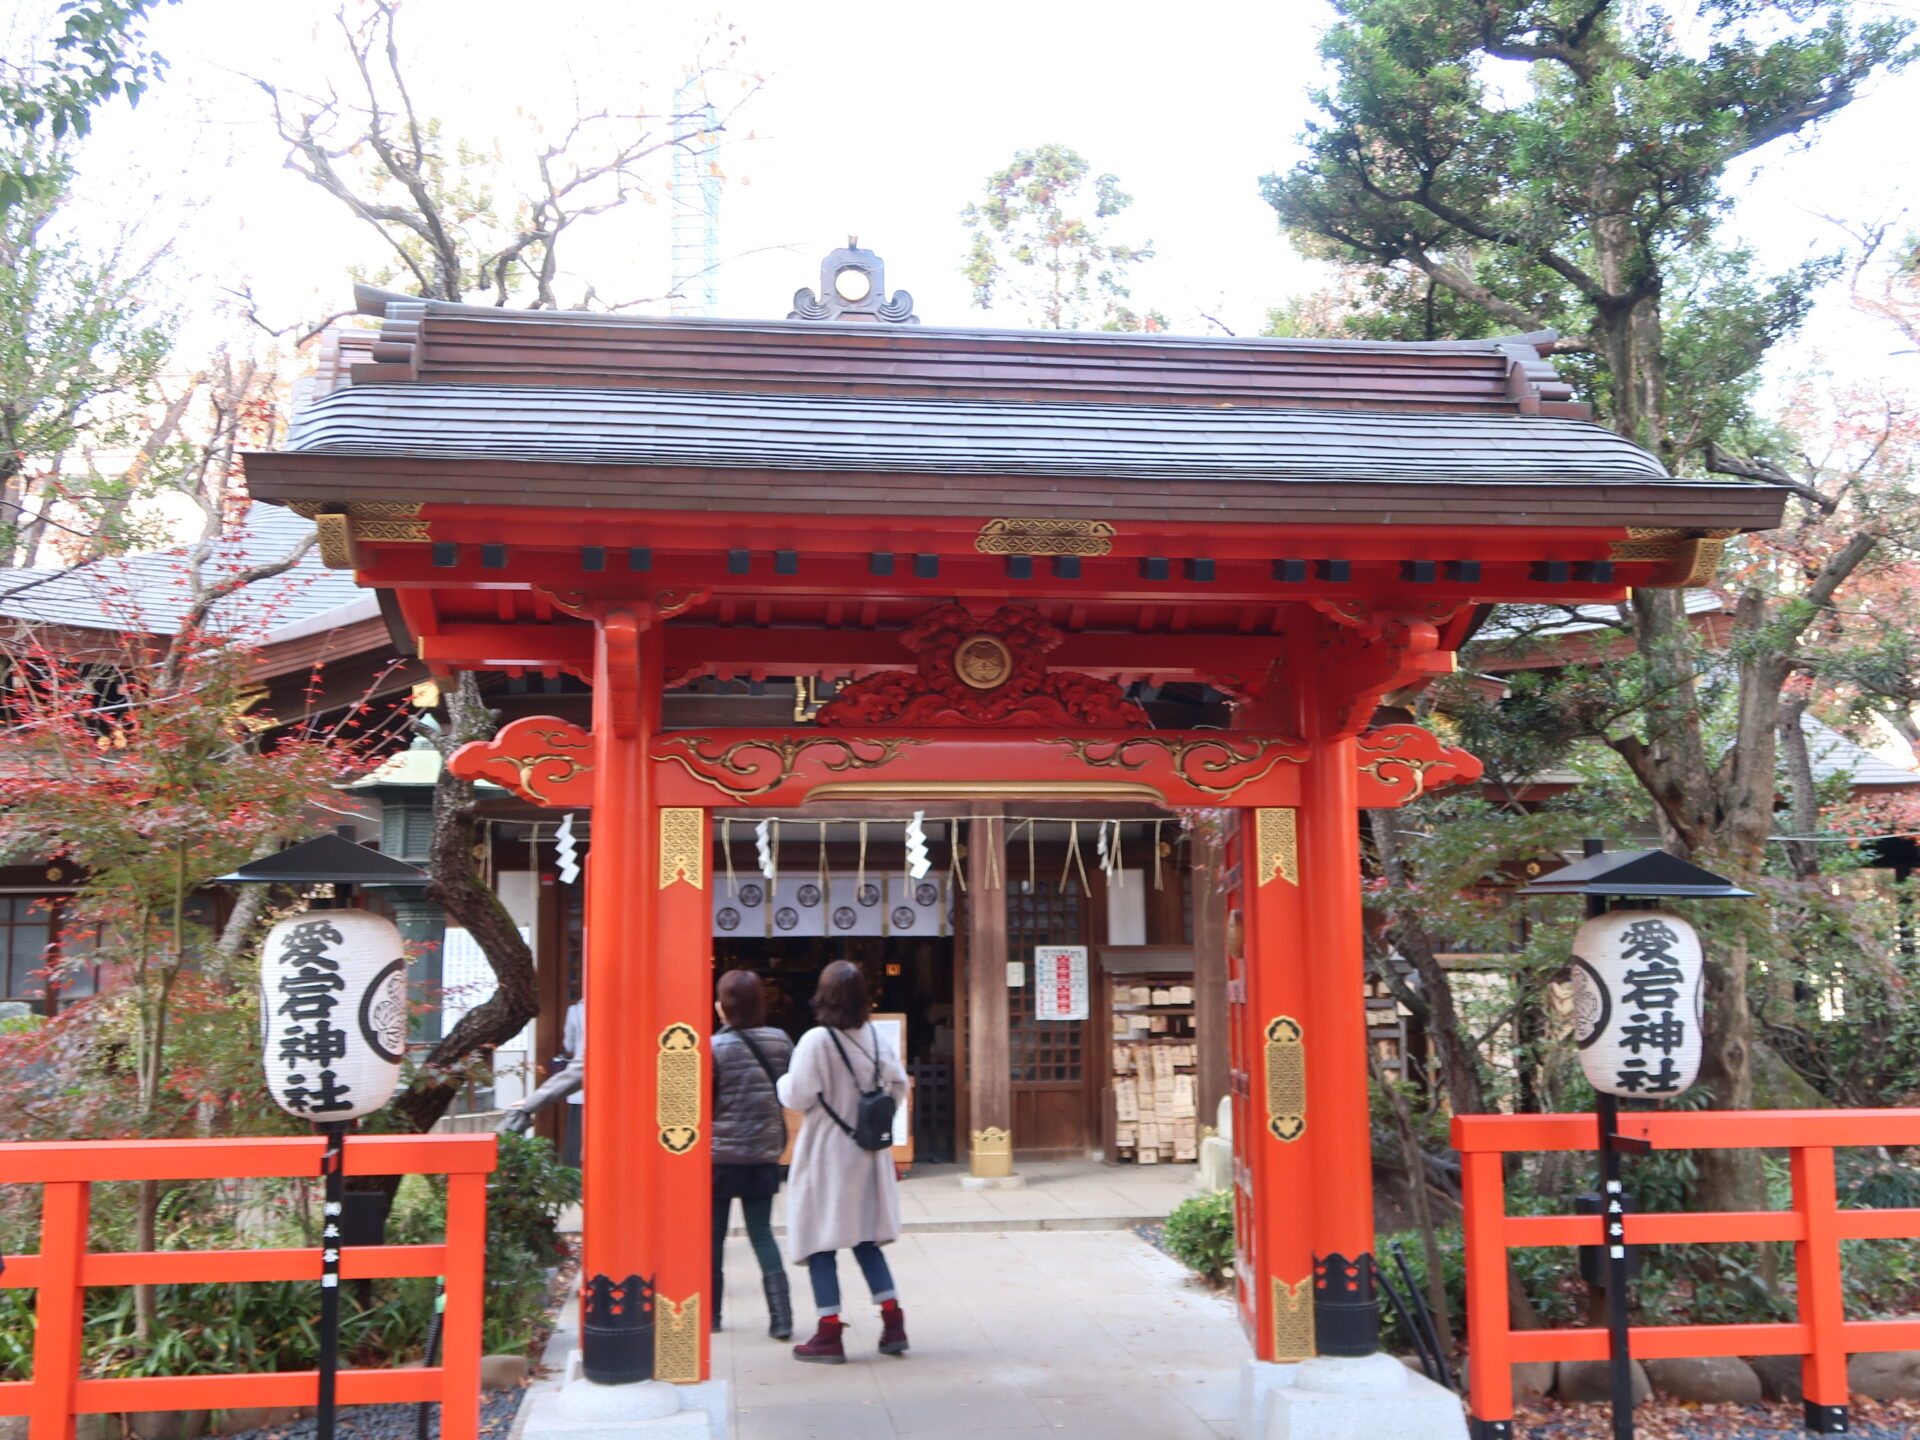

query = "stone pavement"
[[723, 1227, 1244, 1439], [556, 1161, 1205, 1238], [528, 1165, 1250, 1439]]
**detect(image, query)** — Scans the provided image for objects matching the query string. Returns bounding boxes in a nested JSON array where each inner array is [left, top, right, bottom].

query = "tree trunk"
[[1368, 812, 1493, 1119], [1, 450, 29, 569], [1594, 287, 1667, 458], [1614, 589, 1716, 856], [1778, 692, 1820, 883], [1368, 1043, 1455, 1352], [134, 1178, 158, 1342], [392, 673, 540, 1134], [1694, 936, 1765, 1209]]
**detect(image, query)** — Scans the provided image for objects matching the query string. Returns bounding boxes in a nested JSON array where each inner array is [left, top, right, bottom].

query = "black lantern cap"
[[214, 832, 430, 886], [1517, 848, 1752, 899]]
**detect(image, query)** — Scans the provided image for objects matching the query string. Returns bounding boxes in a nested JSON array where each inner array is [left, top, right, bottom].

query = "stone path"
[[713, 1228, 1245, 1440], [536, 1163, 1246, 1437]]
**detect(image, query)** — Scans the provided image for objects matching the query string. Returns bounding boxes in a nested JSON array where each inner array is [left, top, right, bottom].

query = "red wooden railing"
[[0, 1134, 495, 1440], [1454, 1109, 1920, 1436]]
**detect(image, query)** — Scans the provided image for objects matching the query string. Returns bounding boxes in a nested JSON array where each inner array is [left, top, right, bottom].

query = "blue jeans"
[[806, 1243, 896, 1315]]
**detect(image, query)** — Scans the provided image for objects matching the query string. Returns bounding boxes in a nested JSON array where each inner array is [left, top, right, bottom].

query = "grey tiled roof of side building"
[[0, 505, 363, 638]]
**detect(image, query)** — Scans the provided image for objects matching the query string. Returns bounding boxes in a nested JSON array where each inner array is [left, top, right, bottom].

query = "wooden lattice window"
[[2, 895, 64, 1005], [1007, 878, 1085, 1082]]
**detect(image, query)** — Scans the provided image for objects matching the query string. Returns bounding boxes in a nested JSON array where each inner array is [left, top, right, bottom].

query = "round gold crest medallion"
[[954, 634, 1013, 690]]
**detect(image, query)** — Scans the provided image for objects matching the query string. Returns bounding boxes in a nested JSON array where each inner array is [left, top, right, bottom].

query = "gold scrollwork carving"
[[497, 725, 594, 803], [1272, 1276, 1315, 1361], [1357, 740, 1443, 803], [657, 1023, 702, 1154], [1045, 735, 1304, 800], [974, 518, 1116, 556], [534, 585, 594, 618], [654, 1294, 702, 1382], [1255, 808, 1298, 887], [1265, 1016, 1305, 1143], [652, 734, 927, 800], [659, 808, 705, 889], [651, 588, 705, 620]]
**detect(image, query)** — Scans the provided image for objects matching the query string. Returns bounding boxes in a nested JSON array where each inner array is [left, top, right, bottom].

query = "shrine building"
[[243, 245, 1787, 1417]]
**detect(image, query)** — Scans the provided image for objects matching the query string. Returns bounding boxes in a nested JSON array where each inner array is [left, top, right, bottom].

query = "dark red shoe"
[[792, 1317, 846, 1364], [878, 1305, 908, 1356]]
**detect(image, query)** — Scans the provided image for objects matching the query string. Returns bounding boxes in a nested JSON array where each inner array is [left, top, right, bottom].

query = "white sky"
[[48, 0, 1920, 377]]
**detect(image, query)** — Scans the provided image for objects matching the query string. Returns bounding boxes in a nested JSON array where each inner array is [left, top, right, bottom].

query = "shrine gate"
[[244, 247, 1786, 1421]]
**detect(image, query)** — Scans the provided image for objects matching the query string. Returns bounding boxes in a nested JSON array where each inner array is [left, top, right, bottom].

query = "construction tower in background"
[[670, 72, 722, 317]]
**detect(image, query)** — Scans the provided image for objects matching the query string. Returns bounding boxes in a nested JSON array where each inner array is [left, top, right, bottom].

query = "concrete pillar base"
[[520, 1360, 730, 1440], [1196, 1134, 1233, 1191], [1238, 1355, 1466, 1440], [958, 1172, 1026, 1190]]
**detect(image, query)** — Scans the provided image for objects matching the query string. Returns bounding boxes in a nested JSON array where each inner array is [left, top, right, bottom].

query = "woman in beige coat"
[[775, 960, 911, 1363]]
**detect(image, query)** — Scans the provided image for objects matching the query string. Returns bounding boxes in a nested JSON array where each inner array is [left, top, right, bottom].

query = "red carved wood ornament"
[[812, 603, 1152, 729]]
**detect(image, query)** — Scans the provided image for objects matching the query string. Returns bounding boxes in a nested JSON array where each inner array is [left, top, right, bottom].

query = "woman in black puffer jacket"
[[711, 970, 796, 1338]]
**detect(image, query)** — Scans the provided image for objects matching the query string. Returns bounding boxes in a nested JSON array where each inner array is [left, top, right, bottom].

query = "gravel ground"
[[214, 1389, 523, 1440], [1512, 1398, 1920, 1438], [1108, 1228, 1920, 1437]]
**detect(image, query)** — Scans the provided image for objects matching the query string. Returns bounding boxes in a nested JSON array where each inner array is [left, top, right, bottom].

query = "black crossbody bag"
[[817, 1028, 897, 1152]]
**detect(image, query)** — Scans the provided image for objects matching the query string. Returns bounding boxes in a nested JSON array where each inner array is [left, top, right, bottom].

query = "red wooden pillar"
[[1297, 734, 1378, 1355], [1232, 806, 1318, 1361], [579, 609, 663, 1384], [652, 803, 714, 1382]]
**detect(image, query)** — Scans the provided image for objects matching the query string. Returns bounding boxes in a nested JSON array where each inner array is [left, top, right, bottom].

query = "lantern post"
[[217, 830, 431, 1440], [1520, 843, 1753, 1440]]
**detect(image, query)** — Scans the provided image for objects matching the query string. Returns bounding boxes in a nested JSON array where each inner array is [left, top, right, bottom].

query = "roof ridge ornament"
[[789, 238, 918, 325]]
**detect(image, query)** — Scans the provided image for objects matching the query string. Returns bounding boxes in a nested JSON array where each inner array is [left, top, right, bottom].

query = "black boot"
[[712, 1273, 724, 1332], [763, 1268, 793, 1341]]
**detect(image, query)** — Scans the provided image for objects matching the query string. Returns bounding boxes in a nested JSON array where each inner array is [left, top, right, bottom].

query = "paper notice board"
[[1034, 945, 1089, 1021]]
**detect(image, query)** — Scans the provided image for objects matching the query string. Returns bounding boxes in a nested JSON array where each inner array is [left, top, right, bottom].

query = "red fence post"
[[1793, 1146, 1849, 1423], [1461, 1147, 1514, 1434], [438, 1170, 488, 1440], [29, 1181, 89, 1440]]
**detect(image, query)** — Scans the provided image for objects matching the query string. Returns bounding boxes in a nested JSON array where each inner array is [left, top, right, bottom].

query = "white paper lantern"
[[260, 909, 408, 1123], [1570, 909, 1705, 1100]]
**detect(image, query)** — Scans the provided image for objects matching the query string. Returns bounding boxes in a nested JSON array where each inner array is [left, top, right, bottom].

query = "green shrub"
[[1163, 1188, 1235, 1286], [391, 1130, 580, 1354], [1377, 1225, 1583, 1352], [87, 1277, 433, 1378]]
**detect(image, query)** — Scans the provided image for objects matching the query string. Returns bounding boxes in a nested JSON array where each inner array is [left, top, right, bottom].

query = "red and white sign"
[[1033, 945, 1089, 1021]]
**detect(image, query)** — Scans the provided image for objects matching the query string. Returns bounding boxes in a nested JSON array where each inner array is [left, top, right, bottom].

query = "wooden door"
[[1007, 877, 1094, 1159]]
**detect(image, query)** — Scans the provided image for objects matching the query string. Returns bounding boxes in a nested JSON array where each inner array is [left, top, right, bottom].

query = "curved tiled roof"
[[0, 506, 362, 637], [286, 383, 1669, 484], [252, 278, 1789, 536]]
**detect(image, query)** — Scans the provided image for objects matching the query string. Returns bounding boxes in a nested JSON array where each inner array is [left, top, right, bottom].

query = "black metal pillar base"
[[1312, 1251, 1380, 1358], [1804, 1400, 1849, 1434], [580, 1272, 655, 1384], [1467, 1420, 1514, 1440]]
